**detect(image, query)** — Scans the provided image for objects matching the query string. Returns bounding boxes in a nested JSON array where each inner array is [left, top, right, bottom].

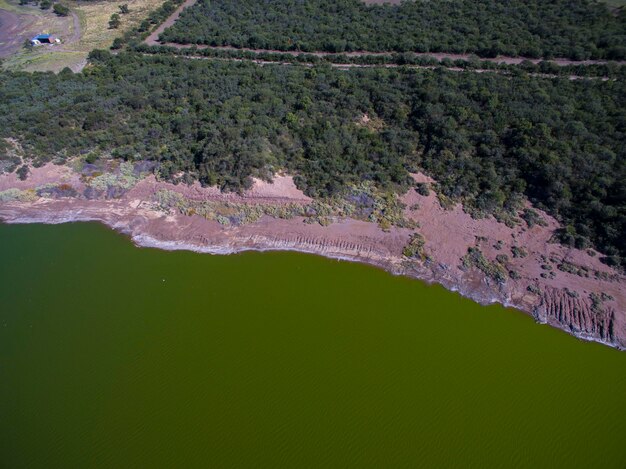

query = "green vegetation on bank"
[[154, 181, 414, 229], [462, 247, 508, 283], [0, 52, 624, 266], [158, 0, 626, 60], [403, 233, 428, 261]]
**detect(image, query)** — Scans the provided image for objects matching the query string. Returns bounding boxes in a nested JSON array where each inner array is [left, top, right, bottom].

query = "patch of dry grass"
[[67, 0, 163, 53]]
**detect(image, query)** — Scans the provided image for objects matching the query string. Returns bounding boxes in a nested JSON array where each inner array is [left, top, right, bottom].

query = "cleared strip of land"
[[144, 0, 196, 47], [150, 43, 626, 67], [141, 52, 614, 81]]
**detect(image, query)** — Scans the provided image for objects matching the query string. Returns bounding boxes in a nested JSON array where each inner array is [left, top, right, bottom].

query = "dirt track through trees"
[[143, 53, 613, 81], [144, 0, 197, 46]]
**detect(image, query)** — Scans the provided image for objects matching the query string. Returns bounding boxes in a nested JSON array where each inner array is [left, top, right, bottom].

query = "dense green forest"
[[158, 0, 626, 60], [0, 52, 624, 265]]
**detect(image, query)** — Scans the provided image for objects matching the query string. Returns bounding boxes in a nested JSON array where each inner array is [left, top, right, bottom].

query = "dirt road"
[[66, 11, 81, 45], [154, 42, 625, 67], [145, 0, 197, 46]]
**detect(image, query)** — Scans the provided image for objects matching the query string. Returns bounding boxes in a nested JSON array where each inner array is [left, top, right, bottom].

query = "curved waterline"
[[1, 221, 625, 468]]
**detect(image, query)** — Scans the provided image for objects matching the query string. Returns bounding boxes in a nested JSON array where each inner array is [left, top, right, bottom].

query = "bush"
[[109, 13, 121, 29], [415, 182, 430, 196], [111, 38, 125, 50], [403, 233, 427, 260], [462, 247, 508, 283], [53, 3, 69, 16], [16, 165, 29, 181], [521, 208, 547, 228], [511, 246, 528, 259]]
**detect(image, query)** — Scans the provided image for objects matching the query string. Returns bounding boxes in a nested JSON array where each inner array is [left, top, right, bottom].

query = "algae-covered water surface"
[[1, 222, 625, 468]]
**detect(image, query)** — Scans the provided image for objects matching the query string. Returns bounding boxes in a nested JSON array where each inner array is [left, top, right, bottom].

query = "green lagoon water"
[[1, 222, 625, 468]]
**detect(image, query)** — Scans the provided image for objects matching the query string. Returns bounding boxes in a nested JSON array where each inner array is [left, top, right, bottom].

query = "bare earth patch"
[[0, 165, 624, 350], [401, 180, 624, 347]]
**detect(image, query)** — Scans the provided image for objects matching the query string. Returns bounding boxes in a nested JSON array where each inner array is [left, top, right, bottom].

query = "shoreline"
[[1, 164, 624, 350], [1, 206, 623, 352]]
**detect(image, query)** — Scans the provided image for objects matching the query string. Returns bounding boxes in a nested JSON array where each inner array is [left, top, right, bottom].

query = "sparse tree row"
[[19, 0, 69, 15], [135, 43, 626, 79], [159, 0, 626, 60], [0, 52, 624, 266]]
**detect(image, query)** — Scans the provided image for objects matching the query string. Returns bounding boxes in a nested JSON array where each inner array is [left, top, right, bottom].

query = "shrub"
[[495, 254, 509, 264], [527, 284, 541, 295], [109, 13, 121, 29], [415, 182, 430, 196], [511, 246, 528, 258], [16, 165, 29, 181], [508, 270, 521, 280], [53, 3, 70, 16], [0, 188, 37, 202], [521, 208, 547, 228], [462, 247, 508, 283], [403, 233, 427, 260]]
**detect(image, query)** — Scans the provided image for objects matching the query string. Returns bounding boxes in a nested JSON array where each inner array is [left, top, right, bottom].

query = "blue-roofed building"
[[30, 34, 60, 46]]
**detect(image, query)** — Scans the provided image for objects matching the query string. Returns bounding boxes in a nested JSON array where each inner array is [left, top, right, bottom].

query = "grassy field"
[[2, 0, 163, 72], [67, 0, 162, 54]]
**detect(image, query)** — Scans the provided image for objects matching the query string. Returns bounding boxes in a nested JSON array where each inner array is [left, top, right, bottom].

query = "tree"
[[109, 13, 121, 29], [39, 0, 52, 9], [119, 4, 130, 14]]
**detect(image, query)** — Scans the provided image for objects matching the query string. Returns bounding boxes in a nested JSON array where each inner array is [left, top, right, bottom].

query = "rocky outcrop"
[[535, 287, 622, 348]]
